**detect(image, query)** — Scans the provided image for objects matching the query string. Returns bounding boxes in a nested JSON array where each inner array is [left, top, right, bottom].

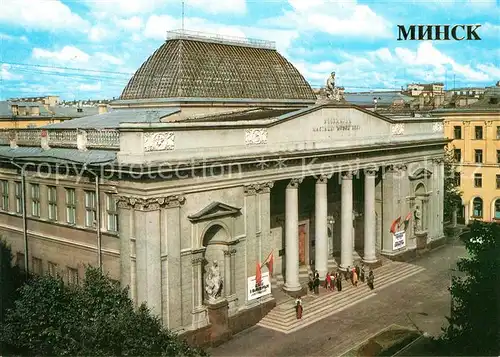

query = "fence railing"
[[0, 129, 120, 149]]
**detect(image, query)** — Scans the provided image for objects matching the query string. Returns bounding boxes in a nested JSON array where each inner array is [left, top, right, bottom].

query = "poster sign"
[[247, 271, 271, 301], [393, 230, 406, 250]]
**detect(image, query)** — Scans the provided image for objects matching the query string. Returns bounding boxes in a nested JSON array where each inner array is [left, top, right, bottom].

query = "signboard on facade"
[[247, 271, 271, 301], [393, 231, 406, 250]]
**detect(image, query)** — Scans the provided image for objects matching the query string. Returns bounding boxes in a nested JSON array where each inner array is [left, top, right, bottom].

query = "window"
[[32, 257, 43, 275], [67, 267, 79, 285], [453, 149, 461, 162], [496, 126, 500, 140], [474, 173, 482, 188], [0, 180, 8, 211], [15, 182, 22, 214], [48, 262, 58, 277], [472, 197, 483, 217], [84, 190, 96, 227], [495, 199, 500, 220], [474, 149, 483, 164], [497, 175, 500, 189], [106, 194, 119, 232], [453, 126, 462, 139], [65, 188, 76, 224], [30, 184, 40, 217], [47, 186, 57, 221], [16, 252, 25, 270], [497, 150, 500, 164], [474, 126, 483, 140]]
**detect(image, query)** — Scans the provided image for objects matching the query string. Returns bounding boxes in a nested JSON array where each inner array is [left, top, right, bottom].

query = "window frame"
[[32, 257, 43, 275], [106, 194, 119, 232], [67, 267, 79, 285], [494, 199, 500, 220], [496, 174, 500, 190], [496, 126, 500, 140], [65, 188, 76, 225], [84, 190, 96, 228], [15, 181, 22, 214], [474, 173, 482, 188], [474, 149, 483, 164], [48, 261, 58, 277], [472, 197, 483, 218], [47, 186, 58, 221], [453, 126, 462, 139], [453, 149, 461, 162], [497, 150, 500, 164], [30, 183, 40, 217], [474, 126, 483, 140], [0, 180, 9, 211]]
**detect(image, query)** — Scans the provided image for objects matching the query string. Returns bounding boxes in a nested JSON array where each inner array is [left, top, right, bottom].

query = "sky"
[[0, 0, 499, 101]]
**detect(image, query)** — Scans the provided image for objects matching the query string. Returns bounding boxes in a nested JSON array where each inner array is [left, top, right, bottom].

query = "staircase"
[[257, 261, 425, 334]]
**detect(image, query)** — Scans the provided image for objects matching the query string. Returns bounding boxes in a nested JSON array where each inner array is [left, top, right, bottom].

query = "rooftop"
[[119, 29, 316, 102]]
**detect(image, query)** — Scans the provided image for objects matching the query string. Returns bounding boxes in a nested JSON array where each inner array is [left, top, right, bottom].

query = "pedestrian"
[[308, 274, 314, 292], [336, 272, 342, 291], [345, 266, 350, 281], [314, 272, 320, 295], [355, 264, 360, 279], [367, 269, 374, 290], [325, 271, 332, 290], [295, 297, 303, 319], [352, 267, 358, 287], [360, 264, 366, 283], [349, 267, 354, 285], [330, 271, 336, 291]]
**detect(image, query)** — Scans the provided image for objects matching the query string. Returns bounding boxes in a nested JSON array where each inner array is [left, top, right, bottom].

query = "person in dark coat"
[[336, 272, 342, 291], [360, 263, 366, 283], [355, 264, 360, 279], [367, 269, 375, 290], [344, 266, 350, 281], [308, 273, 314, 292], [314, 272, 320, 295]]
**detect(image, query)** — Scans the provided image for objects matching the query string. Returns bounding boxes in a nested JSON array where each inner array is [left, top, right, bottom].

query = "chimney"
[[98, 104, 108, 115]]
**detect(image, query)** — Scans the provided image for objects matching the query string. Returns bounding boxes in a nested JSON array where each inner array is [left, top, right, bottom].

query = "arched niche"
[[201, 223, 229, 302], [471, 196, 483, 219], [492, 198, 500, 220]]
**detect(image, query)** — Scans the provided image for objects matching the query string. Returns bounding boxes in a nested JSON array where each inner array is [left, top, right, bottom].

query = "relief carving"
[[144, 132, 175, 152], [117, 194, 185, 211], [245, 128, 268, 145], [391, 123, 405, 135], [287, 178, 303, 188], [432, 122, 444, 132], [244, 181, 274, 195]]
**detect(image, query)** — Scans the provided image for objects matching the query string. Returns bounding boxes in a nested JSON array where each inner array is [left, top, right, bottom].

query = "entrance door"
[[298, 224, 307, 265]]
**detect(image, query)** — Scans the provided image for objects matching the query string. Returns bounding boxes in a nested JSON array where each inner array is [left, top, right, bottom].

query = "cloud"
[[143, 15, 298, 54], [477, 64, 500, 78], [89, 26, 110, 42], [263, 0, 391, 38], [0, 33, 28, 42], [186, 0, 247, 14], [1, 64, 23, 80], [82, 0, 160, 15], [78, 82, 102, 91], [95, 53, 124, 65], [0, 0, 89, 31], [115, 16, 143, 31], [32, 46, 91, 63]]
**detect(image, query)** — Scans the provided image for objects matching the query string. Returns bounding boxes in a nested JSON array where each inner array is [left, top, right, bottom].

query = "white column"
[[284, 178, 302, 292], [340, 172, 354, 270], [364, 170, 377, 263], [315, 175, 328, 279]]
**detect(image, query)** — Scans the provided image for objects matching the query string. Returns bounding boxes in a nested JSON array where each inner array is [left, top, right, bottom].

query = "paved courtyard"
[[210, 241, 466, 357]]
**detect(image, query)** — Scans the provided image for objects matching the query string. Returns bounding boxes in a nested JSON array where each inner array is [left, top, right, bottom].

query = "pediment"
[[409, 168, 433, 180], [188, 201, 241, 222]]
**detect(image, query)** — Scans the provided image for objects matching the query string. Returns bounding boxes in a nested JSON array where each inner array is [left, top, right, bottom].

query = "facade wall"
[[444, 112, 500, 222], [0, 118, 64, 129]]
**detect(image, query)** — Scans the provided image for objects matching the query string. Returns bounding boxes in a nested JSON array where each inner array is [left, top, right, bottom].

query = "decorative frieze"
[[341, 171, 357, 180], [316, 175, 328, 184], [144, 132, 175, 152], [191, 257, 204, 265], [432, 157, 445, 164], [365, 168, 378, 176], [391, 123, 405, 135], [432, 122, 444, 133], [243, 181, 274, 195], [117, 194, 185, 211], [245, 128, 268, 145]]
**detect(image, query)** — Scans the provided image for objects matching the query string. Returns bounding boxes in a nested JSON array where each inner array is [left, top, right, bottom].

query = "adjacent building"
[[0, 30, 447, 345], [438, 83, 500, 223]]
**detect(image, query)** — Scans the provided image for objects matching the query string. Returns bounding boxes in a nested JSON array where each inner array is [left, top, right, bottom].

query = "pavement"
[[210, 241, 467, 357]]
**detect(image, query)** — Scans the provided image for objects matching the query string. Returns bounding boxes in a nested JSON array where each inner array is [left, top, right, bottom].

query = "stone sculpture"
[[414, 205, 422, 232], [325, 71, 344, 101], [205, 260, 223, 301]]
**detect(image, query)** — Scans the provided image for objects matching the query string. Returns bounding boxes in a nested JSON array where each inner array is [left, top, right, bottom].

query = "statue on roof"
[[324, 71, 344, 102]]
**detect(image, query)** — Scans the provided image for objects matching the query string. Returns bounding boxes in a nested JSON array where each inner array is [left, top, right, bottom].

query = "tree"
[[0, 266, 208, 356], [439, 221, 500, 356], [443, 146, 462, 224]]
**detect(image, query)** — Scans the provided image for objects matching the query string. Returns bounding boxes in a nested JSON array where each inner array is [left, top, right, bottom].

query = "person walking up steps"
[[360, 263, 366, 283], [324, 271, 332, 290], [295, 297, 303, 319], [336, 272, 342, 291], [352, 267, 358, 287], [367, 269, 375, 290], [314, 272, 320, 295]]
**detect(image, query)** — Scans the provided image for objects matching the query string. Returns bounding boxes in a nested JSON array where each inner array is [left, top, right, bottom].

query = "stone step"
[[257, 262, 425, 334]]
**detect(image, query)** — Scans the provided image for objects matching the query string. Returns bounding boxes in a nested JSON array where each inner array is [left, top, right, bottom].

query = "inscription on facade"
[[312, 118, 360, 132]]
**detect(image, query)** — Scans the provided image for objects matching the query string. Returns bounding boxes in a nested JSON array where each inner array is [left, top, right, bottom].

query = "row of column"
[[283, 171, 378, 293]]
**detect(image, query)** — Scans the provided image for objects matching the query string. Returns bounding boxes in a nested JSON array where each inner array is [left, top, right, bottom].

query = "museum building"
[[0, 30, 447, 344]]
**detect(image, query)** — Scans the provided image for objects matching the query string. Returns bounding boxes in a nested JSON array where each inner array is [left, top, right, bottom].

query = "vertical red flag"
[[256, 262, 262, 286], [267, 252, 274, 277]]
